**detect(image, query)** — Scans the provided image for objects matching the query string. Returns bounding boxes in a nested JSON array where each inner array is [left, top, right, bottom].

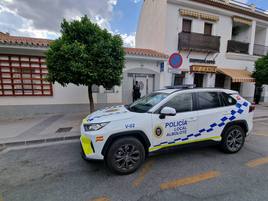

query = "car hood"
[[83, 105, 134, 123]]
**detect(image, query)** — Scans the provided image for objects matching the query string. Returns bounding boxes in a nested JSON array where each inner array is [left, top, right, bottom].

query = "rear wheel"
[[105, 137, 145, 175], [220, 125, 245, 153]]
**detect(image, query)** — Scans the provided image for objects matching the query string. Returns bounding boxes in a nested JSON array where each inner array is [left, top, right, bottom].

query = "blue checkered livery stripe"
[[152, 101, 249, 148]]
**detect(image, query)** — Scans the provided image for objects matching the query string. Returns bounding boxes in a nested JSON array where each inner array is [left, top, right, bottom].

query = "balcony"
[[253, 44, 268, 56], [178, 32, 220, 53], [227, 40, 249, 54]]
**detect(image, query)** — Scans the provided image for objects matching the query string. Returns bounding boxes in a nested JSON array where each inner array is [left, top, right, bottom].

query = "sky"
[[0, 0, 267, 47]]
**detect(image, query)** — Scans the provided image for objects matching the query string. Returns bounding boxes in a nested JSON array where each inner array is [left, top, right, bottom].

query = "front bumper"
[[80, 134, 104, 160]]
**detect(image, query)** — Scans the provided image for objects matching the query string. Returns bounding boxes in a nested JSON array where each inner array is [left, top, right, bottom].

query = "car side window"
[[163, 93, 193, 113], [197, 92, 221, 110], [221, 92, 237, 106]]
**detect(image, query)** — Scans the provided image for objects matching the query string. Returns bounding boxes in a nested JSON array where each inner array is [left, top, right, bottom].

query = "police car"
[[80, 86, 254, 174]]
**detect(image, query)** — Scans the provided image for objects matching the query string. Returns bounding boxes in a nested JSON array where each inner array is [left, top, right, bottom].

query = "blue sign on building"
[[160, 62, 164, 72]]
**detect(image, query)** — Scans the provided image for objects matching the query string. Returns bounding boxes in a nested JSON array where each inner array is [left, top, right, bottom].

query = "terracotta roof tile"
[[0, 33, 168, 59], [124, 47, 168, 59], [0, 32, 51, 47]]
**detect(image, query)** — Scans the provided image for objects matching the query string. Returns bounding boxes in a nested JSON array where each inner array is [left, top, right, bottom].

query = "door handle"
[[188, 117, 198, 122]]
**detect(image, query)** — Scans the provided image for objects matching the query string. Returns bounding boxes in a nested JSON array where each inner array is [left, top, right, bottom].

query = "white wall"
[[0, 56, 168, 106], [162, 1, 260, 100], [240, 82, 255, 101], [165, 3, 257, 69], [204, 74, 216, 88], [135, 0, 268, 101], [255, 27, 267, 45], [166, 6, 260, 62], [121, 57, 171, 104], [136, 0, 167, 52], [263, 85, 268, 102], [124, 57, 171, 89], [0, 83, 91, 106]]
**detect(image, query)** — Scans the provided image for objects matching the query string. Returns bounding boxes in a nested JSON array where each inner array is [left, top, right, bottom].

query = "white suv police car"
[[80, 87, 254, 174]]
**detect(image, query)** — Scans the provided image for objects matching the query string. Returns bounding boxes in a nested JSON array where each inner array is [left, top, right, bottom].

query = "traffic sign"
[[168, 53, 183, 69]]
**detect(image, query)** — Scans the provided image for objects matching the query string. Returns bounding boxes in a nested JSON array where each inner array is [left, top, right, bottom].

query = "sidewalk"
[[0, 103, 268, 148], [254, 103, 268, 119], [0, 111, 86, 147]]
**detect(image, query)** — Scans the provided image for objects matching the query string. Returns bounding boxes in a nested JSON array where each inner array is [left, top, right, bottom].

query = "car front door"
[[150, 92, 198, 152]]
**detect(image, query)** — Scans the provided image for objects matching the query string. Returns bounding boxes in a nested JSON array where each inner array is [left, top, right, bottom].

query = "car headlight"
[[83, 122, 110, 132]]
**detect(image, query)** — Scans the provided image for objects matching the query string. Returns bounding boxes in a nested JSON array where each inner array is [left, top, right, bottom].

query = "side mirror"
[[159, 107, 176, 119]]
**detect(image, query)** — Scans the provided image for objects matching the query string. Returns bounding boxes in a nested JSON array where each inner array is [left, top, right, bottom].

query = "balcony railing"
[[227, 40, 249, 54], [178, 32, 220, 53], [253, 44, 268, 56]]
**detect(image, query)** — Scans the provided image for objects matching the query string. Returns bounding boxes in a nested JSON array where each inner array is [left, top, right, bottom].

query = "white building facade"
[[136, 0, 268, 102], [0, 33, 169, 114]]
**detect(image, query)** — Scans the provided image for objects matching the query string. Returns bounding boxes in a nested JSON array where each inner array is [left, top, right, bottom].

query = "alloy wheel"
[[114, 144, 141, 171], [226, 129, 244, 152]]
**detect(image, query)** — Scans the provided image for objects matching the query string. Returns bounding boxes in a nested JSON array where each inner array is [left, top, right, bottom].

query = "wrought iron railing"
[[178, 32, 220, 53], [227, 40, 249, 54], [253, 44, 268, 56]]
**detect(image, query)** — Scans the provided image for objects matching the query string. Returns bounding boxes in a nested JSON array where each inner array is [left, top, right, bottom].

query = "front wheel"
[[220, 125, 245, 153], [105, 137, 145, 175]]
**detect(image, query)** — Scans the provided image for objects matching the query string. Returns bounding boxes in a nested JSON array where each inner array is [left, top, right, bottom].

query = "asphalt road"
[[1, 120, 268, 201]]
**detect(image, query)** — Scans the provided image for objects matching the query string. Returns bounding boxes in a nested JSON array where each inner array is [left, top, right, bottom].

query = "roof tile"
[[124, 47, 168, 59], [0, 33, 168, 59], [0, 32, 51, 47]]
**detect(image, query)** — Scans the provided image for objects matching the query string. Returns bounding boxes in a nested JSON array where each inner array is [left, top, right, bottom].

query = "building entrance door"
[[231, 82, 241, 92], [215, 74, 226, 88], [127, 73, 155, 103], [194, 73, 204, 87]]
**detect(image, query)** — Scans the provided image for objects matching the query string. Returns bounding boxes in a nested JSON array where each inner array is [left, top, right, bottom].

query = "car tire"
[[105, 137, 145, 175], [220, 125, 245, 154]]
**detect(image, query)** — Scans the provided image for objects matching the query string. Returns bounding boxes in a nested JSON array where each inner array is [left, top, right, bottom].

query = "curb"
[[253, 116, 268, 122], [0, 135, 80, 149], [254, 116, 268, 120]]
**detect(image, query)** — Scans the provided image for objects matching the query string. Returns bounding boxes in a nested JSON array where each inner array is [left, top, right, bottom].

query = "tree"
[[253, 54, 268, 86], [46, 16, 125, 112], [253, 54, 268, 104]]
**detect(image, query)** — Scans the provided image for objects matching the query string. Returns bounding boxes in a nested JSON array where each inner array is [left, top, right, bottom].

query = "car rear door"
[[194, 91, 228, 142], [149, 92, 198, 152]]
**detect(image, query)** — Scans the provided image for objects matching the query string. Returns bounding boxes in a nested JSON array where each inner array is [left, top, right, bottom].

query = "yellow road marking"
[[0, 194, 3, 201], [132, 160, 154, 187], [160, 171, 220, 190], [91, 196, 109, 201], [254, 132, 268, 137], [246, 157, 268, 168]]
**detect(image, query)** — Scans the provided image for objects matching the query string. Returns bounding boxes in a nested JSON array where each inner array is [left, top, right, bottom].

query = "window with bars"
[[0, 54, 53, 96]]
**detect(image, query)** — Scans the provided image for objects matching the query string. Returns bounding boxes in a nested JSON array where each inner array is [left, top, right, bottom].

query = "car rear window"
[[197, 92, 221, 110], [221, 92, 237, 106]]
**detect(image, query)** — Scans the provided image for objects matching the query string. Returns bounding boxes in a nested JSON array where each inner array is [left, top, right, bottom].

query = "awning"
[[217, 68, 255, 83], [180, 9, 199, 18], [233, 16, 252, 26], [200, 13, 219, 22], [190, 65, 217, 73]]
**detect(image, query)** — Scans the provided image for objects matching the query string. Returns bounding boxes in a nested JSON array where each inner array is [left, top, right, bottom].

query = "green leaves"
[[46, 15, 125, 88], [253, 54, 268, 86]]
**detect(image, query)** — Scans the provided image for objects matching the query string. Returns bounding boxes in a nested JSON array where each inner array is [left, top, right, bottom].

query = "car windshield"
[[127, 92, 169, 113]]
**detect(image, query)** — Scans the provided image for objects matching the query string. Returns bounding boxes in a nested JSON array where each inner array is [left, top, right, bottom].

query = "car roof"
[[155, 89, 179, 94], [155, 88, 238, 95]]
